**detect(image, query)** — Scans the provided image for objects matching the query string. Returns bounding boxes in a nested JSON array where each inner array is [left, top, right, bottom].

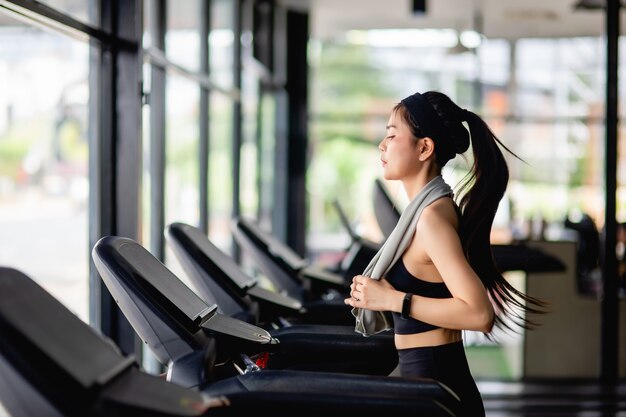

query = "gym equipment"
[[93, 235, 397, 377], [0, 266, 460, 417], [373, 178, 401, 240], [167, 221, 356, 326], [231, 216, 349, 301]]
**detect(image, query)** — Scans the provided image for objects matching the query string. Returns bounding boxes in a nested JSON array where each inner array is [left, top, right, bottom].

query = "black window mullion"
[[89, 0, 143, 358], [231, 0, 243, 260], [199, 0, 210, 232], [149, 0, 167, 262]]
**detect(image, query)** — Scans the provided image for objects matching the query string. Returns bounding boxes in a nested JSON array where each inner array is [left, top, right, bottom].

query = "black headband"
[[400, 92, 448, 144], [400, 92, 457, 163]]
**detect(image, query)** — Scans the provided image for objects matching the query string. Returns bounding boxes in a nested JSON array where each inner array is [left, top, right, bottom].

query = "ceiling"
[[282, 0, 620, 41], [0, 0, 619, 42]]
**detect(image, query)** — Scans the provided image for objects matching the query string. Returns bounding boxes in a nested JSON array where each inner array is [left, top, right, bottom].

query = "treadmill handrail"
[[236, 217, 309, 271], [93, 236, 217, 332], [0, 267, 138, 392]]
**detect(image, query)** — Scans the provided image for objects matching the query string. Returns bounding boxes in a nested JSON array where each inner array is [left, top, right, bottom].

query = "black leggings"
[[398, 341, 484, 417]]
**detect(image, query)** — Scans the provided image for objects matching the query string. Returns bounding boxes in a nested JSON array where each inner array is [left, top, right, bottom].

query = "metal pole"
[[600, 0, 619, 385]]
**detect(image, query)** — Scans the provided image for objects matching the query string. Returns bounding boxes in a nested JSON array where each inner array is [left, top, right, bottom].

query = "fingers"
[[347, 275, 369, 307], [350, 282, 360, 298], [346, 283, 360, 306], [344, 296, 359, 306]]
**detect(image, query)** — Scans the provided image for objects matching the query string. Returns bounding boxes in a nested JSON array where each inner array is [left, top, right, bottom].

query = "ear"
[[418, 137, 436, 161]]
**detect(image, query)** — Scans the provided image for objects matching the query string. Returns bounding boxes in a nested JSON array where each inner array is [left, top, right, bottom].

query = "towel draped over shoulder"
[[352, 175, 454, 336]]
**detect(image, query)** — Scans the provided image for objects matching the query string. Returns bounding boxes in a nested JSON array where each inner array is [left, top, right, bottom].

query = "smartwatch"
[[401, 293, 413, 320]]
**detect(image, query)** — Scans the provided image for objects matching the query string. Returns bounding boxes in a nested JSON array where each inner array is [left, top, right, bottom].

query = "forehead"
[[387, 109, 408, 130]]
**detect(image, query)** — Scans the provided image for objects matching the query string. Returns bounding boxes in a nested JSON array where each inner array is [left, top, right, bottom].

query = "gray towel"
[[352, 175, 454, 336]]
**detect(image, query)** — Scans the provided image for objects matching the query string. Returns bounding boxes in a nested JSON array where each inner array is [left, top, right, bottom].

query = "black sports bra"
[[385, 258, 452, 335]]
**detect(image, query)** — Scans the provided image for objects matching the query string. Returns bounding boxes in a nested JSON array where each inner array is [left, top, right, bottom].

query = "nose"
[[378, 137, 386, 152]]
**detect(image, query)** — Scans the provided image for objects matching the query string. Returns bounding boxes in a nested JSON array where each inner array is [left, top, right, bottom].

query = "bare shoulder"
[[417, 196, 459, 234], [410, 196, 462, 268]]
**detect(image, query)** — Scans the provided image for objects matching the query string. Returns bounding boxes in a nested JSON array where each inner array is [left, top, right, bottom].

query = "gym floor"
[[480, 379, 626, 416], [1, 380, 624, 416], [471, 343, 626, 416]]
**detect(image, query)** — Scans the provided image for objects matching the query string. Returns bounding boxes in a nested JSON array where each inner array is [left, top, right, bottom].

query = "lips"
[[381, 159, 387, 167]]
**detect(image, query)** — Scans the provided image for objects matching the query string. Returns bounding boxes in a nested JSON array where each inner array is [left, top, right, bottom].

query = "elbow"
[[473, 308, 495, 334]]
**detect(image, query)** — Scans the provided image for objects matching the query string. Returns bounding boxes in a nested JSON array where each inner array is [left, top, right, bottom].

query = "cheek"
[[394, 145, 417, 164], [388, 140, 418, 165], [388, 154, 413, 175]]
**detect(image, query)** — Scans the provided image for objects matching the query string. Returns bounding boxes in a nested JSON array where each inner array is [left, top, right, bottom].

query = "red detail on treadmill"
[[255, 352, 269, 369]]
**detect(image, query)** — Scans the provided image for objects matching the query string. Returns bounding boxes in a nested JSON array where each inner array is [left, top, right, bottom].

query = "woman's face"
[[378, 110, 421, 181]]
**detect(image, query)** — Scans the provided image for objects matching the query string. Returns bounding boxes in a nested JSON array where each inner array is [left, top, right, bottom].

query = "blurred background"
[[0, 0, 624, 400]]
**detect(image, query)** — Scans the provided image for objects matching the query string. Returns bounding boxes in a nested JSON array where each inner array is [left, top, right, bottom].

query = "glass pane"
[[161, 74, 200, 285], [515, 37, 606, 227], [240, 71, 259, 218], [516, 38, 604, 119], [208, 93, 233, 252], [210, 0, 234, 90], [165, 75, 200, 227], [165, 0, 201, 71], [0, 14, 90, 321], [206, 0, 236, 249], [38, 0, 93, 26], [257, 92, 275, 225]]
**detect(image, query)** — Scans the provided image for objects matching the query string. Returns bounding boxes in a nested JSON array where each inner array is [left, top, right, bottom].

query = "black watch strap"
[[401, 293, 413, 320]]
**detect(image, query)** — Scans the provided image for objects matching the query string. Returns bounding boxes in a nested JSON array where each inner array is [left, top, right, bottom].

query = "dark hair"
[[396, 91, 547, 334]]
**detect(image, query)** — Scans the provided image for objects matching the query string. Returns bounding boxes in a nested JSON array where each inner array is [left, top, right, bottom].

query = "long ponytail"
[[458, 110, 547, 333]]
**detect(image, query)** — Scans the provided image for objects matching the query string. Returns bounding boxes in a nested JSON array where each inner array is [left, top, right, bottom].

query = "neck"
[[402, 167, 441, 200]]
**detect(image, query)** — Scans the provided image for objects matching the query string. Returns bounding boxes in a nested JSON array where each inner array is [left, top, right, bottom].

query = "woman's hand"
[[344, 275, 400, 311]]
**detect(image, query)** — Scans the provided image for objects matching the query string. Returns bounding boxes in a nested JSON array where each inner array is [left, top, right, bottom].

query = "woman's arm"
[[410, 205, 494, 332]]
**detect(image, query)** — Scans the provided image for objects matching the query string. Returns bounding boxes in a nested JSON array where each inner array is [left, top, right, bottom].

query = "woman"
[[345, 91, 546, 417]]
